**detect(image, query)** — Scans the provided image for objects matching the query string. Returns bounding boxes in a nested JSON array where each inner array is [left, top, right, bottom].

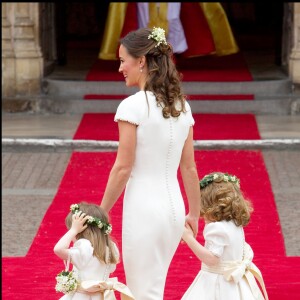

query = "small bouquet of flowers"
[[55, 270, 79, 294]]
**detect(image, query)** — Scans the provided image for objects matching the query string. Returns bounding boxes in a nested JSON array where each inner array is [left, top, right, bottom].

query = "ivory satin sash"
[[201, 243, 268, 300], [77, 277, 135, 300]]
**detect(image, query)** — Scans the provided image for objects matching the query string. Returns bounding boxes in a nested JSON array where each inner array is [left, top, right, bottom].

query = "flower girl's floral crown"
[[148, 27, 168, 47], [200, 173, 240, 189], [70, 204, 112, 235]]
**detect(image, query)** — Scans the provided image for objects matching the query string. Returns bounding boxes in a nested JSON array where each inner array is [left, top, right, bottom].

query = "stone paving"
[[2, 149, 300, 258], [262, 150, 300, 256], [2, 153, 71, 256]]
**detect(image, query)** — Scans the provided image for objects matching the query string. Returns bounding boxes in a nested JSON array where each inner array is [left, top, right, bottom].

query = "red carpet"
[[84, 94, 254, 101], [2, 114, 299, 299], [85, 53, 253, 82], [73, 113, 261, 141]]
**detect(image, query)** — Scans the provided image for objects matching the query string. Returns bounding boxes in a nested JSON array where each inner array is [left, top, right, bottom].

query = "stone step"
[[43, 78, 293, 98], [40, 78, 296, 115], [41, 95, 296, 115], [3, 138, 300, 152]]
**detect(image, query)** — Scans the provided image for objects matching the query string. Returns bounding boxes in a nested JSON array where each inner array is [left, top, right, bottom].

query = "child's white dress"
[[59, 238, 119, 300], [181, 220, 267, 300]]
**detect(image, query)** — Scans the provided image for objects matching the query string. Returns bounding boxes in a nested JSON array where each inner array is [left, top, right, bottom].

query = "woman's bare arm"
[[100, 121, 137, 212], [180, 126, 201, 237]]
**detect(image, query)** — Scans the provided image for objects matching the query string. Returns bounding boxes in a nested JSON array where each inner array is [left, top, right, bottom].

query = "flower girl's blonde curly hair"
[[200, 172, 253, 226]]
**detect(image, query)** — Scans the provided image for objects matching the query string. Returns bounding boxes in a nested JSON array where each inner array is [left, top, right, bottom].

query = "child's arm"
[[182, 225, 220, 266], [54, 213, 89, 260]]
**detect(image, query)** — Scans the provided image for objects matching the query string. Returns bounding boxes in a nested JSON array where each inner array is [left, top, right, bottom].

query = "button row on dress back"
[[165, 118, 176, 223]]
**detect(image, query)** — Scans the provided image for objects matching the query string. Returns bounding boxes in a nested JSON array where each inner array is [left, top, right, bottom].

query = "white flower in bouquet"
[[55, 270, 79, 294]]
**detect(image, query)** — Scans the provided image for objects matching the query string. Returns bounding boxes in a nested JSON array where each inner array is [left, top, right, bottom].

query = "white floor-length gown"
[[114, 91, 195, 300]]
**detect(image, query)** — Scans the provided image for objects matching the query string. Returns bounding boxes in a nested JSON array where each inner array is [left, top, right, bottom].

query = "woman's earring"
[[139, 67, 143, 73]]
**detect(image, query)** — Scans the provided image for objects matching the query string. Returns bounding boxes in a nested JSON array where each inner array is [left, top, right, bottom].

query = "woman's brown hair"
[[120, 27, 186, 118]]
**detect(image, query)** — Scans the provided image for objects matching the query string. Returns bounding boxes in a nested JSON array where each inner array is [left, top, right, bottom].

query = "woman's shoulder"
[[184, 100, 192, 111], [182, 100, 192, 114], [115, 91, 150, 125], [179, 99, 194, 125], [117, 91, 149, 110]]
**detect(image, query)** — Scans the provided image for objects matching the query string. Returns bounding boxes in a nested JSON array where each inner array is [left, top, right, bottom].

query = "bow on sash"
[[202, 243, 268, 300], [78, 277, 135, 300]]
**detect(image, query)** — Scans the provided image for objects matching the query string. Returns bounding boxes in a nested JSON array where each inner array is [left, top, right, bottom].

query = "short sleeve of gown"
[[114, 93, 147, 125], [68, 238, 94, 269], [184, 101, 195, 126], [204, 222, 229, 257]]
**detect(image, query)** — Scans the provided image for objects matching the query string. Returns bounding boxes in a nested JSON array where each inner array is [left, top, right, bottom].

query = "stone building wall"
[[2, 3, 43, 99]]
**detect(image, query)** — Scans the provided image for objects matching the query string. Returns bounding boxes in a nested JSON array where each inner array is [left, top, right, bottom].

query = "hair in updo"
[[120, 28, 186, 118], [200, 172, 253, 226]]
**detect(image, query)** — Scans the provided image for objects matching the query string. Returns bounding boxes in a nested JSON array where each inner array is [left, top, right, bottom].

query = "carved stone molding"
[[13, 3, 42, 58], [2, 3, 14, 57]]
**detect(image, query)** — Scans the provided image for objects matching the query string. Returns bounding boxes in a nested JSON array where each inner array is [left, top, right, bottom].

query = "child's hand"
[[71, 212, 89, 234], [182, 224, 194, 242]]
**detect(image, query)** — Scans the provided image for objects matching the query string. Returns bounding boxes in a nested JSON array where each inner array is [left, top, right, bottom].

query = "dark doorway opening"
[[55, 2, 110, 66], [54, 2, 284, 68]]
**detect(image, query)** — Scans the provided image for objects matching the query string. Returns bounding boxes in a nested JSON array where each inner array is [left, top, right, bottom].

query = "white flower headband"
[[70, 204, 112, 235], [148, 27, 168, 47], [200, 173, 240, 189]]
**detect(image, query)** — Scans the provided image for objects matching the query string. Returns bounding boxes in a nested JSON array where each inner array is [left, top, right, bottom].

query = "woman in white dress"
[[100, 27, 201, 299], [181, 172, 269, 300]]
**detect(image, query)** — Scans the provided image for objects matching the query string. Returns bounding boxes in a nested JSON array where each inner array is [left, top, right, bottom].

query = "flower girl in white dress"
[[181, 172, 269, 300], [54, 202, 134, 300]]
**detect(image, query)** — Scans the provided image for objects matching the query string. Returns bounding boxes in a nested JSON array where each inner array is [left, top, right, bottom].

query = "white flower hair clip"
[[148, 27, 168, 47]]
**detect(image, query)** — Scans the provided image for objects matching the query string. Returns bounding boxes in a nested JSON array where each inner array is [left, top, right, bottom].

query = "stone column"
[[289, 3, 300, 86], [2, 3, 15, 97], [13, 3, 43, 96]]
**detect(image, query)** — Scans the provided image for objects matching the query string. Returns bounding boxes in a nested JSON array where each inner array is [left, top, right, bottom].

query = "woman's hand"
[[185, 214, 199, 238]]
